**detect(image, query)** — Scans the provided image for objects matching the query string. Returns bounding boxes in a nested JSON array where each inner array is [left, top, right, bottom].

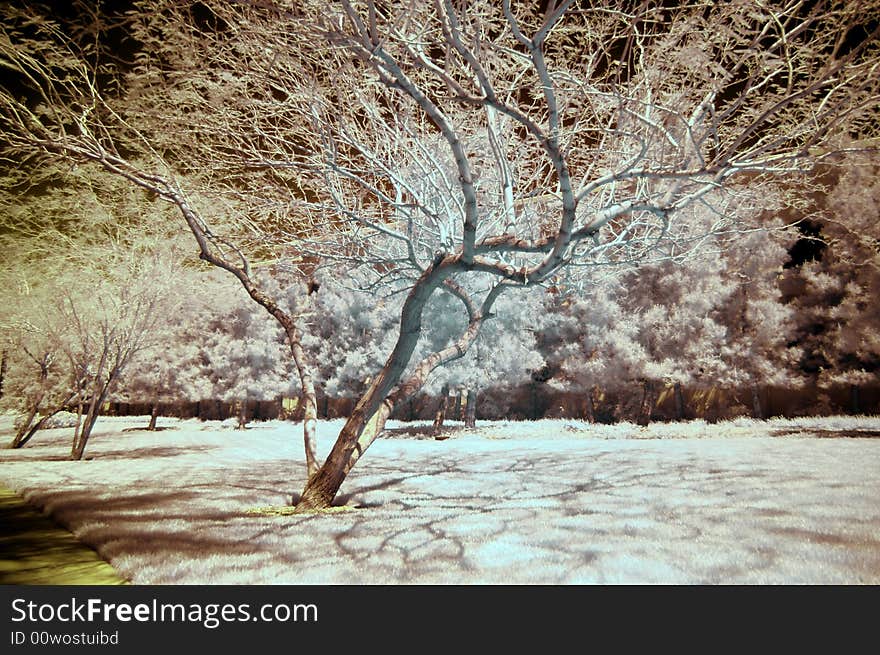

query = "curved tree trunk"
[[294, 268, 500, 511], [10, 356, 50, 448], [13, 416, 48, 449], [11, 401, 42, 449]]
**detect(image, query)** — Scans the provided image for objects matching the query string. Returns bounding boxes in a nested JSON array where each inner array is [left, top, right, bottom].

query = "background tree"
[[114, 270, 220, 430], [197, 281, 296, 429], [781, 151, 880, 412]]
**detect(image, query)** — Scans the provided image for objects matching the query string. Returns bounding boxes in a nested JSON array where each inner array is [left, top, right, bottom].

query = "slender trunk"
[[464, 388, 477, 429], [637, 380, 654, 427], [237, 397, 248, 430], [673, 382, 686, 421], [147, 401, 160, 430], [286, 337, 318, 479], [11, 401, 42, 449], [0, 349, 7, 400], [432, 384, 450, 436], [71, 398, 84, 458], [850, 384, 861, 415], [584, 385, 596, 423], [71, 375, 114, 461], [291, 393, 306, 422], [751, 385, 764, 420], [13, 397, 74, 449], [452, 390, 462, 422], [10, 358, 50, 448], [15, 416, 49, 449]]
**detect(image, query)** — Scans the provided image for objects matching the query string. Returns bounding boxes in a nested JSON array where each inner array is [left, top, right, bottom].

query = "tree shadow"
[[89, 445, 216, 460], [771, 428, 880, 439], [383, 424, 469, 440]]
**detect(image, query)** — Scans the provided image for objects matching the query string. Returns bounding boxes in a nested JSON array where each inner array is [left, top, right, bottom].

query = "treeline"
[[4, 153, 880, 451], [104, 380, 880, 426]]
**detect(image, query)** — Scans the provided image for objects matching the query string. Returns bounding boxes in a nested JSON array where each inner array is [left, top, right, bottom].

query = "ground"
[[1, 414, 879, 584]]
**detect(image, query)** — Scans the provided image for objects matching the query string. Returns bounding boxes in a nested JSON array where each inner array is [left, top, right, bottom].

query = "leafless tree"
[[1, 0, 877, 507]]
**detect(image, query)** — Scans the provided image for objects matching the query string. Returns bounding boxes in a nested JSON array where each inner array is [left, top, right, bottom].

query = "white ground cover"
[[1, 414, 879, 584]]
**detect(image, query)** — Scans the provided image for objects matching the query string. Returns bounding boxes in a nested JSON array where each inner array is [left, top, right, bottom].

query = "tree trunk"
[[673, 382, 686, 421], [71, 375, 114, 461], [0, 349, 7, 400], [290, 394, 305, 422], [14, 417, 48, 449], [464, 388, 477, 428], [10, 357, 51, 448], [237, 397, 248, 430], [294, 269, 502, 512], [850, 384, 861, 415], [432, 383, 450, 436], [147, 401, 160, 430], [751, 385, 764, 420], [584, 385, 597, 423], [11, 401, 42, 449], [637, 380, 655, 427], [452, 390, 462, 422]]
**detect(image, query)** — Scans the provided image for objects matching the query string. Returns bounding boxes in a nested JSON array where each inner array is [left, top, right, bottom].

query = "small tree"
[[197, 284, 295, 429], [781, 151, 880, 409]]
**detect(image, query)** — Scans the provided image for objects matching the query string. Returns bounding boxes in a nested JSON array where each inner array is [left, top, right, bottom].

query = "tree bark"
[[850, 384, 861, 415], [147, 401, 160, 430], [464, 388, 477, 428], [10, 356, 50, 448], [584, 385, 597, 423], [673, 382, 686, 421], [71, 373, 115, 460], [13, 416, 49, 449], [432, 383, 450, 436], [12, 395, 77, 449], [637, 380, 655, 427], [0, 349, 7, 400], [452, 389, 462, 422], [237, 397, 248, 430], [751, 385, 764, 420], [11, 401, 42, 449], [294, 267, 500, 512]]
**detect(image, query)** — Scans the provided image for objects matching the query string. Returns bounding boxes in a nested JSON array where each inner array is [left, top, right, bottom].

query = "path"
[[0, 486, 128, 585]]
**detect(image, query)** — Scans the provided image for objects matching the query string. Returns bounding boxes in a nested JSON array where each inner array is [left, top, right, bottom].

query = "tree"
[[781, 150, 880, 410], [114, 271, 221, 430], [2, 0, 878, 508], [197, 281, 296, 429], [1, 244, 172, 455]]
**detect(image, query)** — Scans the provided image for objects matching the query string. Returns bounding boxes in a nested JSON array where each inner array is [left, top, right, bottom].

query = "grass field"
[[1, 414, 879, 584]]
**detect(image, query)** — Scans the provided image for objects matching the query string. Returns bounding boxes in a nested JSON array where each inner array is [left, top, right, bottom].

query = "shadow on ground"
[[0, 487, 128, 585]]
